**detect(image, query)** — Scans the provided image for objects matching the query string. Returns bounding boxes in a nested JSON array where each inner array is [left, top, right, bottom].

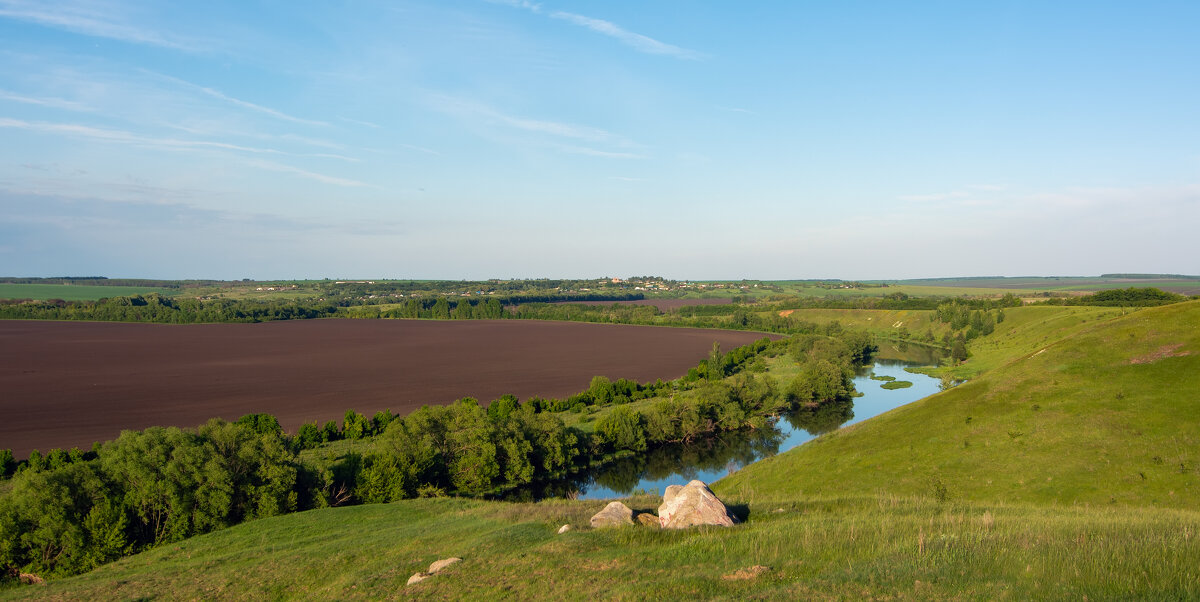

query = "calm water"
[[569, 358, 943, 500]]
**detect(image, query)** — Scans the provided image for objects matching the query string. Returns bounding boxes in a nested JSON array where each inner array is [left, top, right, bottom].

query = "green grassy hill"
[[6, 302, 1199, 599], [717, 301, 1200, 508]]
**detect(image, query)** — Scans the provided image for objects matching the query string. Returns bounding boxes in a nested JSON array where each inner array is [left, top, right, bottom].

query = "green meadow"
[[0, 283, 179, 301]]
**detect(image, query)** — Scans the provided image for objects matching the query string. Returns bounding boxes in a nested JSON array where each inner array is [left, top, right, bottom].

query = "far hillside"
[[890, 274, 1200, 295]]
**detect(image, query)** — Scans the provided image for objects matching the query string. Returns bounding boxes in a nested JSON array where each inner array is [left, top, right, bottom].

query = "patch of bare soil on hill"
[[1129, 343, 1191, 364]]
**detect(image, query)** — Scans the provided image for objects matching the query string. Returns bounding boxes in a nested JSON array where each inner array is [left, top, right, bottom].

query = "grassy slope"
[[8, 302, 1200, 600], [768, 308, 949, 339], [938, 305, 1125, 379], [9, 496, 1198, 601], [716, 302, 1200, 509]]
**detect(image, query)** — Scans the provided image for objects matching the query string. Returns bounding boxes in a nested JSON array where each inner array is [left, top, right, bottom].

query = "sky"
[[0, 0, 1197, 280]]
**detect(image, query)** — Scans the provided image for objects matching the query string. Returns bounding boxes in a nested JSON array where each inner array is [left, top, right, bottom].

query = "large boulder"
[[657, 480, 736, 529], [590, 501, 634, 528]]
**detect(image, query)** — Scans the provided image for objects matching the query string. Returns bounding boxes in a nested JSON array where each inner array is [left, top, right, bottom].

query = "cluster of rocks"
[[580, 480, 737, 531], [406, 557, 461, 586]]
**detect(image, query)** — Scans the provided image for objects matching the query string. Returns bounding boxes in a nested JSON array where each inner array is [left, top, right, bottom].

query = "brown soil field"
[[548, 298, 734, 311], [0, 319, 775, 456]]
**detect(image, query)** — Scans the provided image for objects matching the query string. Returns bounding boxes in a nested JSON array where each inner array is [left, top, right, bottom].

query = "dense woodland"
[[0, 332, 874, 579]]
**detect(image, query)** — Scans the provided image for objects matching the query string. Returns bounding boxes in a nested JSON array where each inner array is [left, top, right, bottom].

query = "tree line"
[[0, 294, 341, 323], [1036, 287, 1186, 307]]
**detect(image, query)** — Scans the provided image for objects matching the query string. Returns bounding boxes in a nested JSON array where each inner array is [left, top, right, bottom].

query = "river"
[[569, 355, 943, 500]]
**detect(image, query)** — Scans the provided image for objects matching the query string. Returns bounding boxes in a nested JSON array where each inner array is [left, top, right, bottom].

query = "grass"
[[716, 301, 1200, 510], [929, 305, 1126, 380], [880, 380, 913, 390], [768, 307, 951, 338], [6, 301, 1199, 599], [0, 283, 179, 301], [7, 495, 1198, 600]]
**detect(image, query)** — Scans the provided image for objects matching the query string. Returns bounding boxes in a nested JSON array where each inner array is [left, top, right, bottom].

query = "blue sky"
[[1, 0, 1197, 280]]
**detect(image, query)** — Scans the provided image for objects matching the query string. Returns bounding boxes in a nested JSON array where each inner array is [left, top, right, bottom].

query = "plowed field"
[[0, 319, 774, 456]]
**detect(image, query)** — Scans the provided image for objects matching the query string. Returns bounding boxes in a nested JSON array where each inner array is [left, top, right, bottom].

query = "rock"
[[407, 557, 461, 586], [663, 484, 684, 504], [557, 524, 571, 534], [590, 501, 634, 528], [636, 512, 661, 528], [657, 480, 737, 529], [428, 557, 461, 574]]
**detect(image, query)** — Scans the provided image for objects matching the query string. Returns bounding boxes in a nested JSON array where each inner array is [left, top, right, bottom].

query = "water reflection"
[[873, 340, 947, 365], [503, 357, 944, 501], [784, 398, 855, 436]]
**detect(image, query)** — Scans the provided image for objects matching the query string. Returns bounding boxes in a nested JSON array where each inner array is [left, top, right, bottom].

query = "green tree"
[[0, 462, 128, 576], [443, 399, 500, 495], [235, 413, 283, 437], [707, 342, 724, 381], [294, 422, 322, 450], [354, 453, 409, 503], [951, 339, 969, 363], [0, 449, 14, 478], [431, 297, 451, 319], [594, 405, 646, 452], [101, 427, 230, 545], [452, 298, 473, 319], [588, 376, 615, 404], [486, 394, 520, 421], [342, 410, 368, 440]]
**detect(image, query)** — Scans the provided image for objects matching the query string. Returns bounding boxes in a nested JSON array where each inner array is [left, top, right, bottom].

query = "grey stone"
[[657, 480, 736, 529], [589, 501, 634, 528]]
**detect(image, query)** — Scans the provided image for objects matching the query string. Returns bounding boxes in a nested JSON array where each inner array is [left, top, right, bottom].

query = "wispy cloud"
[[493, 1, 700, 59], [399, 143, 441, 156], [0, 118, 283, 154], [560, 145, 644, 159], [147, 71, 328, 127], [0, 89, 91, 112], [337, 115, 381, 129], [549, 12, 700, 59], [0, 0, 200, 51], [244, 159, 370, 188], [0, 118, 366, 184], [431, 94, 637, 149]]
